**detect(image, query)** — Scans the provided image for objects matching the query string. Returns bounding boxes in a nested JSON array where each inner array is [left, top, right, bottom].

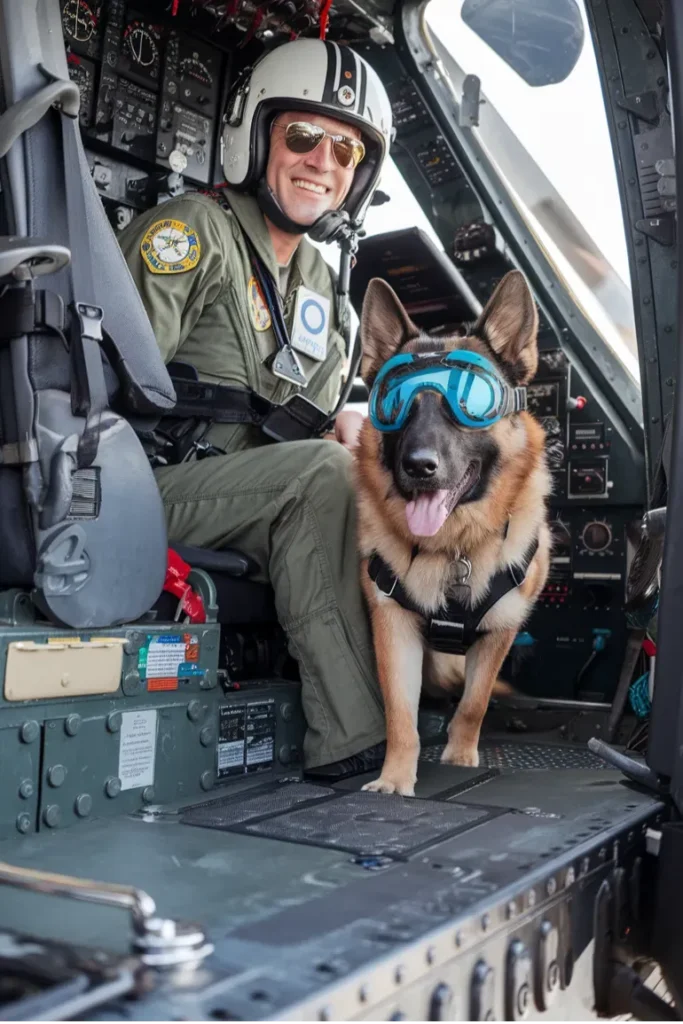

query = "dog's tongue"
[[405, 490, 450, 537]]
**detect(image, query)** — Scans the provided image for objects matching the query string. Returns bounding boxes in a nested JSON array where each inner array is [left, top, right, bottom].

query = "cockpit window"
[[363, 157, 444, 245], [312, 154, 444, 276], [424, 0, 639, 383]]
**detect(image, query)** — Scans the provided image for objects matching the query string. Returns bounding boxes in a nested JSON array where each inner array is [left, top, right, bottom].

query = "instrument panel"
[[62, 0, 329, 214]]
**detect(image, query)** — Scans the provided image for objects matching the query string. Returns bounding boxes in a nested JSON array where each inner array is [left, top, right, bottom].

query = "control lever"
[[567, 395, 587, 411], [587, 737, 664, 794], [0, 861, 213, 968]]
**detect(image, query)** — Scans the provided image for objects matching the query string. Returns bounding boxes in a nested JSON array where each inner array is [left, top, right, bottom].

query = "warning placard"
[[146, 637, 185, 678], [216, 700, 276, 780], [118, 709, 157, 791]]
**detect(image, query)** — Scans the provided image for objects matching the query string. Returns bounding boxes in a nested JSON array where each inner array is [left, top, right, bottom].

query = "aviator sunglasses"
[[272, 119, 366, 170]]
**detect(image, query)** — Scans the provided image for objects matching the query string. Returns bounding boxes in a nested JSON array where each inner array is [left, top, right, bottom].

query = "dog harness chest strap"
[[368, 536, 539, 655]]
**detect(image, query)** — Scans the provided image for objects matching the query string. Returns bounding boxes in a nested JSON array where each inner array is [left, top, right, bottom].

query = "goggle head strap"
[[501, 385, 528, 417]]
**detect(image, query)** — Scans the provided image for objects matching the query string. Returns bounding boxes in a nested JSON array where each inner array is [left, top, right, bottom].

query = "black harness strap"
[[166, 371, 330, 447], [368, 536, 539, 656], [171, 376, 273, 425]]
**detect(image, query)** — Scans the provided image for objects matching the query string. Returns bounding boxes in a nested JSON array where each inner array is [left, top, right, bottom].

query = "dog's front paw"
[[441, 744, 480, 768], [362, 775, 415, 797]]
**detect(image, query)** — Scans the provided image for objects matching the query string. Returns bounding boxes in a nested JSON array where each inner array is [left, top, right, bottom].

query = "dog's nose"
[[403, 447, 439, 478]]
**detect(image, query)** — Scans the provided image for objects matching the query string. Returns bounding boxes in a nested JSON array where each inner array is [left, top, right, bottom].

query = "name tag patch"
[[291, 287, 330, 362]]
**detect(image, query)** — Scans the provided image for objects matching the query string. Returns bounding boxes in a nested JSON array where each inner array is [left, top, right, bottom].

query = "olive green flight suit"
[[118, 189, 385, 767]]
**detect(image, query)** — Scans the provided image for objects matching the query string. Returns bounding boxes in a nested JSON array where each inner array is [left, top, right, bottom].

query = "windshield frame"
[[394, 0, 644, 453]]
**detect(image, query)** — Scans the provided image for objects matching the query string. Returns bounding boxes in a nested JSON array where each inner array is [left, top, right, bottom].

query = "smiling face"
[[265, 110, 361, 226]]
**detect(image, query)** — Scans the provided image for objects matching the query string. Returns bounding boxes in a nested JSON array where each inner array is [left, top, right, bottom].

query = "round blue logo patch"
[[301, 298, 326, 335]]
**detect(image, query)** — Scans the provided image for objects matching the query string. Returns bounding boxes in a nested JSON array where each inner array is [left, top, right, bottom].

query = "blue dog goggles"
[[368, 349, 528, 432]]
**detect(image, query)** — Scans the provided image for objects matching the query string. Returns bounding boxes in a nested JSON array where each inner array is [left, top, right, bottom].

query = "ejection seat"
[[0, 0, 273, 639], [0, 0, 178, 629]]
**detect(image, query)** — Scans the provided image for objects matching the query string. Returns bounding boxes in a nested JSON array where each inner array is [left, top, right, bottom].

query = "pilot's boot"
[[155, 439, 386, 770]]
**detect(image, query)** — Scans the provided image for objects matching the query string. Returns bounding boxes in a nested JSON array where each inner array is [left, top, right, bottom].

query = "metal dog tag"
[[272, 344, 308, 388]]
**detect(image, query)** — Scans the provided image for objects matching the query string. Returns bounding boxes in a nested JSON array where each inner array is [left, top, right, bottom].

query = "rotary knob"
[[581, 520, 612, 552]]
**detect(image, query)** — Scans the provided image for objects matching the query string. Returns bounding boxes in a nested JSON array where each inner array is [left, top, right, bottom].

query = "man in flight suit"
[[119, 38, 394, 776]]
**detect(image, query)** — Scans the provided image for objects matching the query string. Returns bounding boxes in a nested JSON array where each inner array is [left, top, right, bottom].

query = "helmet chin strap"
[[255, 178, 356, 243], [256, 178, 318, 236]]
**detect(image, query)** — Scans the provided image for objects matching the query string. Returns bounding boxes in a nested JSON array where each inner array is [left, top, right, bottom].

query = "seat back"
[[0, 0, 177, 628]]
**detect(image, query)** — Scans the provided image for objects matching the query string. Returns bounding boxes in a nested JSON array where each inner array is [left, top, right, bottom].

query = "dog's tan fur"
[[354, 271, 551, 796]]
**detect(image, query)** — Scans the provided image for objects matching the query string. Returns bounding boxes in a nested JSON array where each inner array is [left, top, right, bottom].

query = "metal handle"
[[0, 79, 80, 159], [0, 860, 155, 930], [0, 860, 213, 967]]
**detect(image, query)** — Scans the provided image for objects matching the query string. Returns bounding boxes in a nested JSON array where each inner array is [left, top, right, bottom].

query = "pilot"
[[119, 38, 393, 779]]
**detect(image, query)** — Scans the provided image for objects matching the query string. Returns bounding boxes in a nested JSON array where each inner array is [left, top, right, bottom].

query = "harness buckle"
[[426, 618, 468, 655], [75, 302, 104, 343], [509, 562, 528, 588], [377, 574, 397, 598], [453, 556, 472, 584]]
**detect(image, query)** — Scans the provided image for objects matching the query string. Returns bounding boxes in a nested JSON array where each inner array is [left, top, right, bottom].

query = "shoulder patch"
[[140, 218, 201, 275]]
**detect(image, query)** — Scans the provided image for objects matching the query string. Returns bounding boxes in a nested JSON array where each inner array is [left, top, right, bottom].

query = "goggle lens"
[[371, 353, 508, 431]]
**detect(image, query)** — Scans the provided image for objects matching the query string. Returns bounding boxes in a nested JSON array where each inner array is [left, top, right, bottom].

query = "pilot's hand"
[[330, 409, 364, 451]]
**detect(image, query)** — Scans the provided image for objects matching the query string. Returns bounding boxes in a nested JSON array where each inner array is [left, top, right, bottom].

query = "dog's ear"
[[474, 270, 538, 383], [360, 278, 420, 384]]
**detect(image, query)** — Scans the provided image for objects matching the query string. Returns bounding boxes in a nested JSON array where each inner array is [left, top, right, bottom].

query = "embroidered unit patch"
[[141, 219, 201, 274]]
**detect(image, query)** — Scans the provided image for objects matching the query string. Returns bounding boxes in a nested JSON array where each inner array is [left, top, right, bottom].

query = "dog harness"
[[368, 535, 539, 656]]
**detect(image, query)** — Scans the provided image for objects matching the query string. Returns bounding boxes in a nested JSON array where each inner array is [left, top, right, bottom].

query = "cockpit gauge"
[[179, 57, 214, 89], [580, 519, 613, 554], [62, 0, 96, 43], [61, 0, 102, 58], [123, 20, 162, 82]]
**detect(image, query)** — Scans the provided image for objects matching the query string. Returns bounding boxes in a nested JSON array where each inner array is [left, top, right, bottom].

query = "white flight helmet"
[[221, 38, 394, 233]]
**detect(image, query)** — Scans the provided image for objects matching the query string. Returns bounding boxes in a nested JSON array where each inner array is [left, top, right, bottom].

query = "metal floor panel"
[[180, 779, 502, 857], [181, 780, 337, 830], [421, 740, 612, 771], [0, 748, 664, 1021]]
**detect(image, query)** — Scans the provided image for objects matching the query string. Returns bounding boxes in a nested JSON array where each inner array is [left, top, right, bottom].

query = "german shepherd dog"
[[355, 271, 551, 796]]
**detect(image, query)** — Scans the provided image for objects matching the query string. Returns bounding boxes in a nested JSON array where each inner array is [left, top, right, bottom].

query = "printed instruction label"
[[216, 699, 276, 780], [147, 636, 186, 679], [139, 633, 202, 691], [118, 709, 157, 791]]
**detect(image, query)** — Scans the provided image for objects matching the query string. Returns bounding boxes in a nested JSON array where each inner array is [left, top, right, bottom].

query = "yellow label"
[[140, 218, 201, 275]]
